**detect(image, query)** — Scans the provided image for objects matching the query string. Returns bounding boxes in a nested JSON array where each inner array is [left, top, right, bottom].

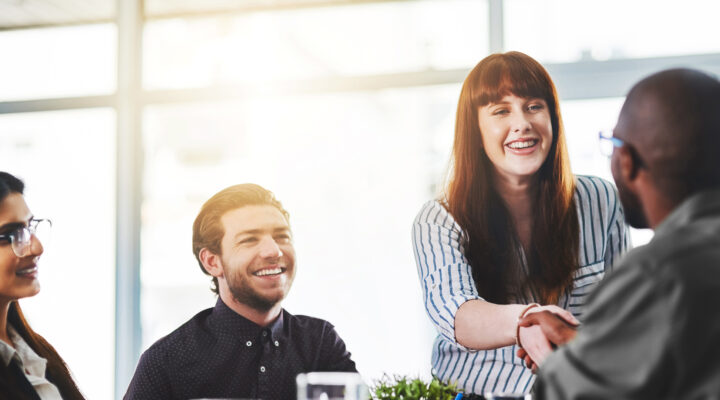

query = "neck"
[[219, 293, 282, 327], [636, 175, 677, 229], [493, 170, 536, 216], [0, 300, 12, 347]]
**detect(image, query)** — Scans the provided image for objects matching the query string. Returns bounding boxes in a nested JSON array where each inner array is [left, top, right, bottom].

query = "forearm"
[[455, 299, 527, 350]]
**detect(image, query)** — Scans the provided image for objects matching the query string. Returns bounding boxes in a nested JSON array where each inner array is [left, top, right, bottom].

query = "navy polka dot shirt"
[[124, 298, 357, 399]]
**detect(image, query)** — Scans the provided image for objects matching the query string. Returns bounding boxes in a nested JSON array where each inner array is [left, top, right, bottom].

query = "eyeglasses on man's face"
[[0, 218, 52, 257], [598, 130, 625, 158]]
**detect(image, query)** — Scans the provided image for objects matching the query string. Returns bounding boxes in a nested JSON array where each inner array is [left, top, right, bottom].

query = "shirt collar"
[[654, 189, 720, 237], [207, 297, 286, 341], [0, 333, 16, 367]]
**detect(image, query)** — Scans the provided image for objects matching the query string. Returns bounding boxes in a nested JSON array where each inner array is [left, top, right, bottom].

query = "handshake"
[[515, 305, 580, 372]]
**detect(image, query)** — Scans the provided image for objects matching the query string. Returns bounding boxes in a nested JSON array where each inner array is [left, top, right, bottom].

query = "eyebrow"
[[233, 227, 291, 238], [0, 221, 26, 235]]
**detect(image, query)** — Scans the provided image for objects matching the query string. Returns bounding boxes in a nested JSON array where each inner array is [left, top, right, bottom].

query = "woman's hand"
[[517, 324, 552, 372]]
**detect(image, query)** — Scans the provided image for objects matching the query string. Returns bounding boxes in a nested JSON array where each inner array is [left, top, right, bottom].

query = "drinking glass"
[[296, 372, 369, 400]]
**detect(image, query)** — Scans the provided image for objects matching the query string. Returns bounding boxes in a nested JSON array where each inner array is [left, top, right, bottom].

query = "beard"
[[614, 169, 650, 229], [223, 264, 291, 312]]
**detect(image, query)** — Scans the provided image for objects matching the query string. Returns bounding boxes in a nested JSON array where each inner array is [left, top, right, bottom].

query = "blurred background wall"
[[1, 0, 719, 398]]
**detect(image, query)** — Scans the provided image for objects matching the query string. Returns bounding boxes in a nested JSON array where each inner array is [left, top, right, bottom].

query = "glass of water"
[[296, 372, 369, 400]]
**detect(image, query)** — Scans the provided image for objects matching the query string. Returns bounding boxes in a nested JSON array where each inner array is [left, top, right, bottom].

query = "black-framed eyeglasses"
[[598, 130, 625, 158], [0, 218, 52, 257]]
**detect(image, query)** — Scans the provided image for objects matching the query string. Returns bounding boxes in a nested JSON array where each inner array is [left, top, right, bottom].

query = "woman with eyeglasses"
[[411, 52, 630, 396], [0, 171, 84, 399]]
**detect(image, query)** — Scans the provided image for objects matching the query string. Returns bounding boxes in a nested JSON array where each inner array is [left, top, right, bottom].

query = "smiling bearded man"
[[125, 184, 357, 400]]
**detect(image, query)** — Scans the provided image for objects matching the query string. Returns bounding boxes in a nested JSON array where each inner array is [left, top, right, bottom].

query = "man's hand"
[[516, 309, 579, 371], [520, 309, 579, 346]]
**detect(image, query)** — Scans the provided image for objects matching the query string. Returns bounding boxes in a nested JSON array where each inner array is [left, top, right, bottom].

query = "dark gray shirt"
[[535, 189, 720, 399], [124, 299, 357, 400]]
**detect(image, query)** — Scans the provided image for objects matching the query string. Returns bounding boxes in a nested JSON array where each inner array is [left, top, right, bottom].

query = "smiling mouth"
[[16, 266, 38, 277], [253, 267, 285, 277], [507, 139, 539, 149]]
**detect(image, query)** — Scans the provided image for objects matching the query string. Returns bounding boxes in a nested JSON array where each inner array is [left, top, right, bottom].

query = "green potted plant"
[[371, 374, 459, 400]]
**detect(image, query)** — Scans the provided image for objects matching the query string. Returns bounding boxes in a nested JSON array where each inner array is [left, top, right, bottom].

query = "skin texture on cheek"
[[217, 205, 297, 313], [0, 194, 41, 302], [478, 95, 553, 183]]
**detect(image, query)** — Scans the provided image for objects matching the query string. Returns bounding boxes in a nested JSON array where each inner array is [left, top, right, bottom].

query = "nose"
[[511, 112, 532, 133], [259, 236, 283, 259], [28, 233, 44, 256]]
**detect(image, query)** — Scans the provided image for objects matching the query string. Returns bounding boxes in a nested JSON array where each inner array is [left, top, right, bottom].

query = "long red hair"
[[444, 52, 578, 304]]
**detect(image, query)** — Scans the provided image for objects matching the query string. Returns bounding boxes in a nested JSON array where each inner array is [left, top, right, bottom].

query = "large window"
[[504, 0, 720, 63], [141, 83, 462, 380], [0, 25, 116, 102]]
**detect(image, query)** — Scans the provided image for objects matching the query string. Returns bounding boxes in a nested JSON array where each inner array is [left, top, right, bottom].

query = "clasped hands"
[[516, 306, 579, 372]]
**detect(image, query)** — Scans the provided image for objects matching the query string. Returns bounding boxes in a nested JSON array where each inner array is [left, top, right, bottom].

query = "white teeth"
[[255, 267, 283, 277], [508, 140, 538, 149]]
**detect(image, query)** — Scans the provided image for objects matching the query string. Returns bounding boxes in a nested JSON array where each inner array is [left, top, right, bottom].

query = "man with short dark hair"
[[523, 68, 720, 398], [125, 184, 357, 399]]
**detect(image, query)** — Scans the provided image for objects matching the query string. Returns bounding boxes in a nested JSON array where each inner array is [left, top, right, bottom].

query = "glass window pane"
[[0, 108, 116, 399], [0, 1, 114, 28], [141, 84, 460, 381], [0, 24, 116, 101], [505, 0, 720, 63], [144, 0, 487, 89]]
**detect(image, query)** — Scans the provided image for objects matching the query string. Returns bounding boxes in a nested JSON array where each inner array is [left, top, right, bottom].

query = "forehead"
[[219, 205, 289, 233], [0, 193, 31, 226]]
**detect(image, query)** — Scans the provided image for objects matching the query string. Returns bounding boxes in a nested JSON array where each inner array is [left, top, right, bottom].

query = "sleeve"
[[535, 258, 676, 399], [411, 201, 481, 345], [317, 323, 357, 372], [602, 181, 631, 272], [123, 345, 173, 400]]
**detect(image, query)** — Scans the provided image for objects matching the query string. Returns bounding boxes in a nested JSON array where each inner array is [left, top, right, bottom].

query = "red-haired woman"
[[0, 171, 84, 399], [412, 52, 629, 396]]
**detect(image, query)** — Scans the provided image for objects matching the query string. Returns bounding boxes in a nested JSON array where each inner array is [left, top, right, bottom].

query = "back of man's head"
[[192, 183, 290, 294], [618, 68, 720, 203]]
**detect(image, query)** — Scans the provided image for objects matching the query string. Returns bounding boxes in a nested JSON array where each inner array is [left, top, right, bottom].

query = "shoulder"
[[625, 222, 719, 283], [595, 226, 719, 306], [138, 307, 214, 364], [574, 175, 619, 206], [573, 175, 623, 224], [285, 310, 337, 334], [413, 200, 458, 228]]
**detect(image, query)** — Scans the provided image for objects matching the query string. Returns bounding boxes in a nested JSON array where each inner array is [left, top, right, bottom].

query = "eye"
[[492, 108, 509, 116], [238, 237, 258, 245], [274, 234, 291, 243], [528, 103, 544, 112]]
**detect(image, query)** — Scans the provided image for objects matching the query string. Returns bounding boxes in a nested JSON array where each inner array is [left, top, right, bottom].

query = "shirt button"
[[262, 331, 268, 337], [260, 366, 266, 373], [246, 341, 252, 347], [274, 340, 279, 347]]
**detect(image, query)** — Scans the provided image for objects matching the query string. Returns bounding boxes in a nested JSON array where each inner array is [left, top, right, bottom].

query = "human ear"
[[199, 248, 224, 278], [617, 145, 642, 182]]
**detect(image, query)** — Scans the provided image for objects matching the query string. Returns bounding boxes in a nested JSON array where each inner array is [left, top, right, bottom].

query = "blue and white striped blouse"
[[411, 175, 630, 395]]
